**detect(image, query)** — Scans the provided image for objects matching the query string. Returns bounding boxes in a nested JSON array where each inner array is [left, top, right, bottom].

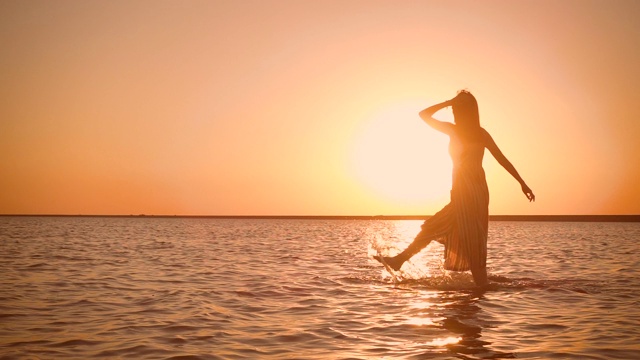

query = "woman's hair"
[[452, 90, 480, 130]]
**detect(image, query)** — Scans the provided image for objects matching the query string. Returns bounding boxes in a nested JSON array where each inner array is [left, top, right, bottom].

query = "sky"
[[1, 0, 639, 216]]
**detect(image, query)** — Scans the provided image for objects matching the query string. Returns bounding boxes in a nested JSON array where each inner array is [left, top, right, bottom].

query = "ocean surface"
[[1, 217, 639, 359]]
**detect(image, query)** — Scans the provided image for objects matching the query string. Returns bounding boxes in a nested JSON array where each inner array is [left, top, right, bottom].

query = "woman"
[[376, 90, 535, 286]]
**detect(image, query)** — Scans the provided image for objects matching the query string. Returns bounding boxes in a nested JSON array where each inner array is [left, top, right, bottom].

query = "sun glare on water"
[[350, 101, 452, 207]]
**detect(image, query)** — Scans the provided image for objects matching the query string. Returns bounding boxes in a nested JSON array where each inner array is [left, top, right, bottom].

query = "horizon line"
[[1, 214, 640, 222]]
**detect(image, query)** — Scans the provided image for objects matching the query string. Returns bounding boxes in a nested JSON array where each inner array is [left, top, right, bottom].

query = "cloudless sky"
[[1, 0, 639, 216]]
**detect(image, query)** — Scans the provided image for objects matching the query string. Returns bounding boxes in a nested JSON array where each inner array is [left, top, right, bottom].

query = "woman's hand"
[[449, 92, 466, 106], [445, 97, 457, 107], [522, 184, 535, 202]]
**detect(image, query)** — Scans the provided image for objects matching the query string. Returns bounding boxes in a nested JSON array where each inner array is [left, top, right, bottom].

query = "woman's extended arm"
[[418, 100, 454, 135], [483, 129, 535, 202]]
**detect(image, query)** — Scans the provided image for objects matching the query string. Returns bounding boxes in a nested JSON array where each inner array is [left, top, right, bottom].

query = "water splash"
[[368, 233, 483, 290]]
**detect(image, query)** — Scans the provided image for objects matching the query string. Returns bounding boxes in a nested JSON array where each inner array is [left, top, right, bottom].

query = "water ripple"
[[1, 217, 639, 359]]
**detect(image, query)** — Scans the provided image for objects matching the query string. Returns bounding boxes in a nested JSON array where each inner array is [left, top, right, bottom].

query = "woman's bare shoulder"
[[480, 127, 493, 142], [480, 127, 501, 152]]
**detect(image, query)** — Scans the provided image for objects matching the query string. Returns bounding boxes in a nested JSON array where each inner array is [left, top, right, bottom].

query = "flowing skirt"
[[415, 167, 489, 271]]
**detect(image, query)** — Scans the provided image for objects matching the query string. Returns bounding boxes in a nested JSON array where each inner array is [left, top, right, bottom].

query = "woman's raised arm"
[[418, 100, 455, 135]]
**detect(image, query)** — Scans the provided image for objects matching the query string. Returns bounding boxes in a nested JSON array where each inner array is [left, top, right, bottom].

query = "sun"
[[349, 100, 452, 207]]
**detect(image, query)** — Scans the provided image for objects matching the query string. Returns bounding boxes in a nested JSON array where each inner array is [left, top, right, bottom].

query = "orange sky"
[[1, 0, 639, 216]]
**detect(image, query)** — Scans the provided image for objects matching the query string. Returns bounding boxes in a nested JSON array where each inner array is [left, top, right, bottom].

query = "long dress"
[[412, 130, 489, 272]]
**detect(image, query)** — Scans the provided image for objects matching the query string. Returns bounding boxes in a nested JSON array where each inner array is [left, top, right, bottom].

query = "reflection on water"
[[1, 217, 639, 359], [439, 291, 514, 359]]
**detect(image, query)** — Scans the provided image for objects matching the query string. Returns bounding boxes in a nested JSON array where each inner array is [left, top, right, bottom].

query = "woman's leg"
[[377, 231, 433, 270], [470, 265, 488, 287], [375, 204, 453, 271]]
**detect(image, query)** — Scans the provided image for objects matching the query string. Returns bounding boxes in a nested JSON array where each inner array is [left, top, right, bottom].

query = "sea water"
[[0, 217, 639, 359]]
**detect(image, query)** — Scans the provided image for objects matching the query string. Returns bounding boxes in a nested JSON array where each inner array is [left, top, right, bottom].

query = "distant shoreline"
[[1, 214, 640, 222]]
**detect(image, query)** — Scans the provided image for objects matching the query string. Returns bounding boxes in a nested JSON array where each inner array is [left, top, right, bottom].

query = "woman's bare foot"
[[373, 255, 404, 271]]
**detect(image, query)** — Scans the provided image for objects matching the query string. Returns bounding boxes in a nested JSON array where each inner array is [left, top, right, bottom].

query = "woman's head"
[[452, 90, 480, 128]]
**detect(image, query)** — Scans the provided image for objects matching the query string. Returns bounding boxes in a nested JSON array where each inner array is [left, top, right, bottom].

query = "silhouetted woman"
[[376, 91, 535, 286]]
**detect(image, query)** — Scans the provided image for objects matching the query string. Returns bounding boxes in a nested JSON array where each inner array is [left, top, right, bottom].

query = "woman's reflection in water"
[[437, 290, 516, 359]]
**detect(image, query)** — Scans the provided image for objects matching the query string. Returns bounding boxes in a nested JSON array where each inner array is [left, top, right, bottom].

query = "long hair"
[[452, 90, 480, 138]]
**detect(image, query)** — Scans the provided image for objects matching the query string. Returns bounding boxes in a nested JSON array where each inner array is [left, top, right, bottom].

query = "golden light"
[[349, 101, 452, 207], [406, 317, 437, 326], [426, 336, 462, 347]]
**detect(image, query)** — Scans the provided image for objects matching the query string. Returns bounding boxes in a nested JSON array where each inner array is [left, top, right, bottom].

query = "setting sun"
[[1, 1, 639, 215], [350, 101, 452, 207]]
